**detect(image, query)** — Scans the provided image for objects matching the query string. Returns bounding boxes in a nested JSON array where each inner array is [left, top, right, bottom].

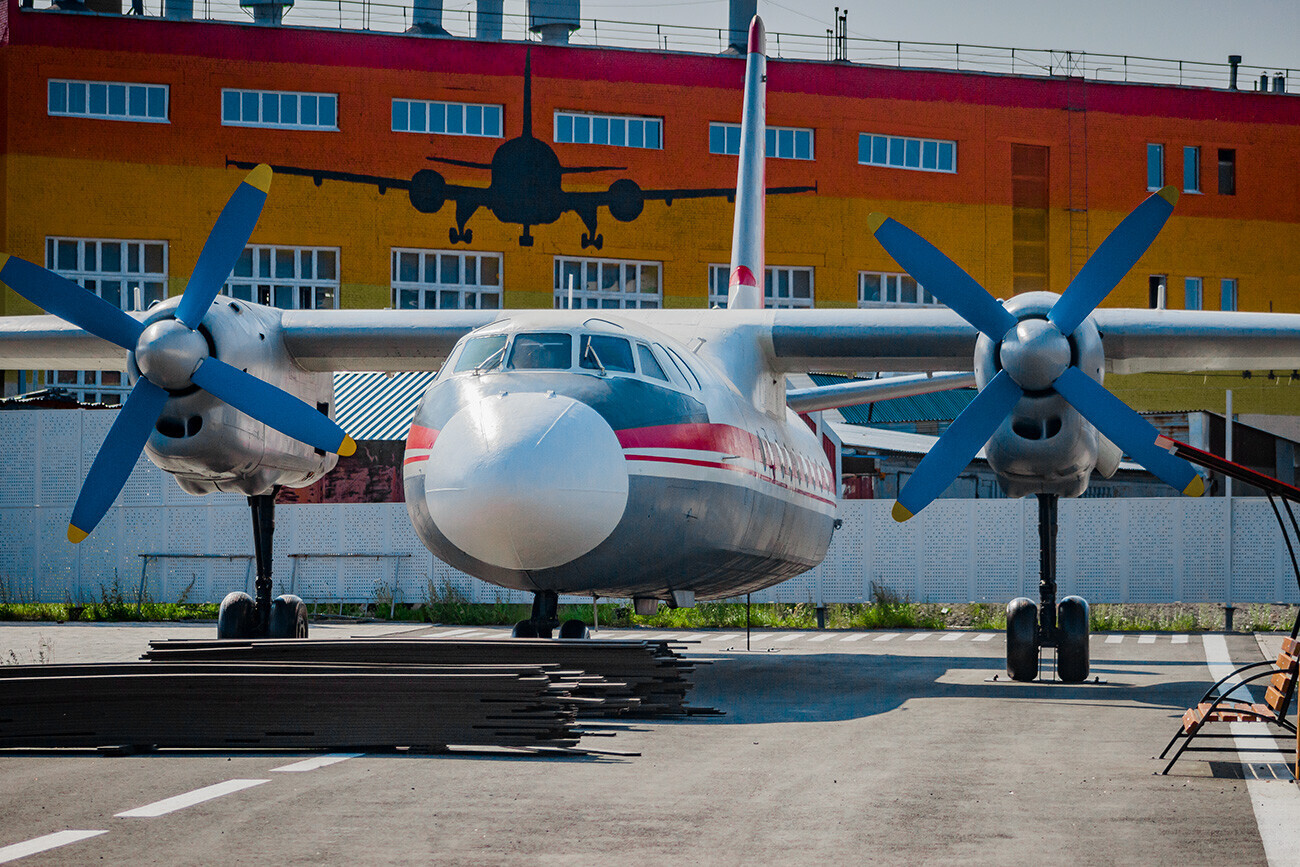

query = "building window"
[[1184, 277, 1202, 310], [391, 99, 503, 137], [1146, 143, 1165, 190], [222, 245, 340, 309], [858, 133, 956, 173], [1220, 278, 1237, 311], [554, 112, 662, 149], [555, 257, 662, 308], [392, 249, 502, 309], [1148, 274, 1167, 309], [708, 265, 814, 308], [858, 271, 938, 307], [48, 79, 168, 123], [1183, 146, 1201, 193], [708, 123, 814, 160], [1218, 149, 1236, 195], [221, 89, 338, 130], [44, 237, 168, 406]]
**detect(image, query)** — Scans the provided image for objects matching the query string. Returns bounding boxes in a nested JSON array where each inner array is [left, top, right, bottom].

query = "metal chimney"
[[1228, 54, 1241, 90], [728, 0, 757, 53], [408, 0, 449, 35], [529, 0, 579, 44], [476, 0, 503, 40]]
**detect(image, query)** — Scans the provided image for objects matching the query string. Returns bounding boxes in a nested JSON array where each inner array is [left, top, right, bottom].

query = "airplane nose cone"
[[425, 392, 629, 571]]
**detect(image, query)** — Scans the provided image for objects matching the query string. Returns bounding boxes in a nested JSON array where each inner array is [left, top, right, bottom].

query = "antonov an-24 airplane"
[[2, 18, 1299, 682]]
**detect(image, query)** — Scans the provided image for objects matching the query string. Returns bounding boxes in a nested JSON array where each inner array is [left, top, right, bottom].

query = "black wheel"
[[217, 591, 258, 639], [558, 619, 589, 640], [512, 619, 538, 638], [269, 594, 309, 639], [1006, 596, 1039, 682], [1056, 595, 1090, 683]]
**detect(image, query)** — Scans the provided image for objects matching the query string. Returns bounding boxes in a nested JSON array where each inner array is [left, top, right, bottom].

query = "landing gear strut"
[[1005, 494, 1090, 682], [511, 590, 589, 639], [217, 489, 308, 640]]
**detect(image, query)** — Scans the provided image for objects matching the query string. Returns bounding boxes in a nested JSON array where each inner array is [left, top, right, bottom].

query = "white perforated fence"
[[1, 409, 1298, 607]]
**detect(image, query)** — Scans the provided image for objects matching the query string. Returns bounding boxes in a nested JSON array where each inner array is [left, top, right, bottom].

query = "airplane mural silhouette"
[[229, 50, 815, 250]]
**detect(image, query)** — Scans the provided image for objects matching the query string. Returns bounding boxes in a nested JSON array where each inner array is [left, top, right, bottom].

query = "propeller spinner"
[[870, 185, 1203, 521], [0, 165, 356, 542]]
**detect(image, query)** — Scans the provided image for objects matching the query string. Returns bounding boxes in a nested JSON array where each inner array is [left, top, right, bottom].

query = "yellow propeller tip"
[[891, 501, 914, 522], [867, 213, 888, 234], [246, 163, 273, 194], [1156, 185, 1179, 206], [337, 435, 357, 457], [67, 525, 89, 544], [1183, 475, 1205, 497]]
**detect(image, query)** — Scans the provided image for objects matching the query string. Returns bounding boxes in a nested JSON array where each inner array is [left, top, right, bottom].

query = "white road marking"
[[906, 633, 929, 641], [775, 634, 801, 642], [429, 628, 475, 639], [939, 633, 962, 641], [808, 634, 833, 642], [115, 779, 271, 818], [1202, 634, 1300, 864], [709, 633, 742, 642], [840, 633, 867, 642], [972, 634, 996, 642], [1105, 635, 1124, 644], [1138, 634, 1157, 644], [640, 633, 676, 641], [1172, 634, 1189, 644], [0, 830, 107, 864], [679, 634, 711, 642], [869, 633, 896, 642], [271, 754, 363, 773]]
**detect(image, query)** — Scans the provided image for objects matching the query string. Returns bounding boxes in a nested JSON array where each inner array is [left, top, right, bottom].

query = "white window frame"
[[392, 248, 503, 310], [1183, 145, 1201, 193], [554, 112, 662, 150], [1147, 143, 1165, 190], [48, 79, 168, 123], [391, 99, 503, 137], [1220, 278, 1237, 312], [708, 123, 814, 160], [222, 245, 341, 310], [858, 271, 939, 307], [44, 236, 169, 406], [859, 133, 956, 173], [554, 257, 662, 309], [708, 264, 815, 309], [1184, 276, 1203, 311], [221, 89, 338, 131]]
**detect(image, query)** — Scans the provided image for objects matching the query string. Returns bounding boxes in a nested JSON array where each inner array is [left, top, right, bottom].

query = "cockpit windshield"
[[509, 333, 573, 369], [453, 334, 508, 373], [579, 335, 636, 374]]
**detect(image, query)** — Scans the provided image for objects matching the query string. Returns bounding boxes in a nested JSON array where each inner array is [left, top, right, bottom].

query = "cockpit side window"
[[579, 335, 636, 374], [509, 332, 573, 369], [452, 334, 508, 373], [636, 344, 669, 381]]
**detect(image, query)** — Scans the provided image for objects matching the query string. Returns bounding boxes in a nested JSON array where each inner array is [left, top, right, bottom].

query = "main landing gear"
[[217, 490, 309, 640], [512, 590, 589, 639], [1005, 494, 1090, 683]]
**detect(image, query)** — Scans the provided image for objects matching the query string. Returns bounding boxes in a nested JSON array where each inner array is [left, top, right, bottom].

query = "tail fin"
[[726, 16, 766, 310]]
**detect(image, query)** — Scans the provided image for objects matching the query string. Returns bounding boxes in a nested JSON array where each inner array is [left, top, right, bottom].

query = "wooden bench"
[[1160, 636, 1299, 775]]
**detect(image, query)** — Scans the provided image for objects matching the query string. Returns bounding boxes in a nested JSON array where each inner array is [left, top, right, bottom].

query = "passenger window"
[[579, 334, 635, 374], [509, 332, 573, 369], [453, 334, 508, 373], [636, 344, 669, 381]]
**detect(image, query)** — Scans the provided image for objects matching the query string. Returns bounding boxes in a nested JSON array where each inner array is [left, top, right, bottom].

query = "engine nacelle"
[[975, 292, 1104, 498], [129, 296, 338, 496]]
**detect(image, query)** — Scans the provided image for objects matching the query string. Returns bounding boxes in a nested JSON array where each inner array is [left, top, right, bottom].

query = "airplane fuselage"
[[401, 313, 836, 601]]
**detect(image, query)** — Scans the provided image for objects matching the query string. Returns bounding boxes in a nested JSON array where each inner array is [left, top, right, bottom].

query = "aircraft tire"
[[217, 591, 258, 639], [1006, 596, 1039, 682], [269, 594, 309, 639], [1056, 596, 1090, 683], [558, 619, 589, 640], [512, 619, 538, 638]]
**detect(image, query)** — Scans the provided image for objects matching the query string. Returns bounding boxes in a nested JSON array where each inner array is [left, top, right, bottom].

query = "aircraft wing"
[[786, 372, 976, 414], [224, 159, 492, 209], [637, 184, 816, 206]]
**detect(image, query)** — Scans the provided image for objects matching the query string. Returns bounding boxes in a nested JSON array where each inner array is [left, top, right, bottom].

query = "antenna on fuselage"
[[726, 16, 767, 311]]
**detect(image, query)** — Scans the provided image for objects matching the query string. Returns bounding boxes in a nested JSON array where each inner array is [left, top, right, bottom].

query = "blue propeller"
[[0, 165, 356, 543], [871, 185, 1203, 521]]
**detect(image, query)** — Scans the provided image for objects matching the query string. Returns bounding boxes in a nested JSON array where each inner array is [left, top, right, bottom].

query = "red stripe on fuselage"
[[407, 424, 438, 452], [617, 422, 762, 462]]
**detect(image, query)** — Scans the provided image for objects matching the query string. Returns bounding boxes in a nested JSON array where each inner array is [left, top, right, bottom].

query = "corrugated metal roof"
[[810, 373, 976, 424], [333, 371, 437, 441]]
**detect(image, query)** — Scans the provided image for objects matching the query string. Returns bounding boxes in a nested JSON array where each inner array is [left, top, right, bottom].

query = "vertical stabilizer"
[[726, 16, 766, 310]]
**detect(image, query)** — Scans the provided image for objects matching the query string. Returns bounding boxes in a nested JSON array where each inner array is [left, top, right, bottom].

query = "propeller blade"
[[868, 213, 1018, 342], [1052, 366, 1203, 496], [174, 164, 272, 330], [68, 377, 170, 542], [190, 356, 356, 457], [1048, 186, 1178, 335], [0, 255, 144, 351], [894, 369, 1024, 521]]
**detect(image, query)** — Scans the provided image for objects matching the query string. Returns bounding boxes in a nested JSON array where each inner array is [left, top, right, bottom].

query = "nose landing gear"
[[511, 590, 591, 639], [216, 490, 309, 640]]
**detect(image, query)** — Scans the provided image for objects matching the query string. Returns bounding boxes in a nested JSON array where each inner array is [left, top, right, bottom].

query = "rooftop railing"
[[21, 0, 1299, 94]]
